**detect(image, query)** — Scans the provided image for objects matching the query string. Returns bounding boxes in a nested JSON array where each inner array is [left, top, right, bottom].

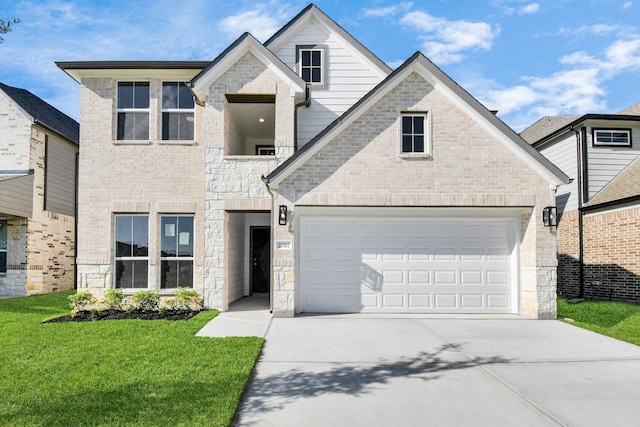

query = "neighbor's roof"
[[585, 155, 640, 209], [520, 116, 578, 145], [0, 82, 79, 144], [266, 51, 568, 187]]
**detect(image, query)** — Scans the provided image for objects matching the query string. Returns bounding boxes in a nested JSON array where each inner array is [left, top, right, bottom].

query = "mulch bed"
[[44, 309, 202, 323]]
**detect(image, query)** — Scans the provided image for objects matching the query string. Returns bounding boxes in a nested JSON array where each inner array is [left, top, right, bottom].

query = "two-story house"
[[58, 5, 567, 318], [0, 82, 79, 297], [522, 102, 640, 302]]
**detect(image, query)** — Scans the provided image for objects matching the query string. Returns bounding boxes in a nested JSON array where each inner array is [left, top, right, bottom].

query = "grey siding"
[[586, 126, 640, 200], [0, 174, 34, 217], [45, 134, 77, 217], [540, 135, 579, 213]]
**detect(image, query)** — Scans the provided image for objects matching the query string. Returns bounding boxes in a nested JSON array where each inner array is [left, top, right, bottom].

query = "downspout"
[[74, 152, 79, 290], [571, 127, 585, 299], [261, 175, 275, 315], [293, 83, 311, 151]]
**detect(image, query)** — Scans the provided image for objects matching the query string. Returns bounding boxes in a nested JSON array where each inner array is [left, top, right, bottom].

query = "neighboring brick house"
[[0, 82, 79, 297], [522, 103, 640, 302], [58, 4, 567, 318]]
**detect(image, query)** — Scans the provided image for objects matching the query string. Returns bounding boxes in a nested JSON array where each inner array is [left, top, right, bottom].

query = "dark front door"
[[250, 226, 270, 294]]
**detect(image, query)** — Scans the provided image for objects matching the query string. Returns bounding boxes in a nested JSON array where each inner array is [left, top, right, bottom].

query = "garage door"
[[298, 211, 518, 314]]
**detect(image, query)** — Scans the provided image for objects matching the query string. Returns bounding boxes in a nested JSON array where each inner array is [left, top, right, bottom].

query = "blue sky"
[[1, 0, 639, 131]]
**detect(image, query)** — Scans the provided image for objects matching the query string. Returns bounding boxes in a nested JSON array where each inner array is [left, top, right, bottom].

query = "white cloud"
[[400, 11, 497, 64], [218, 3, 292, 42], [623, 2, 633, 8], [518, 3, 540, 15], [363, 2, 413, 17]]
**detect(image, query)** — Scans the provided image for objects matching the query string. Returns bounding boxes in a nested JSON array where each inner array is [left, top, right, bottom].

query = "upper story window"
[[593, 129, 631, 147], [297, 45, 327, 88], [117, 82, 149, 140], [401, 113, 427, 154], [162, 82, 195, 140]]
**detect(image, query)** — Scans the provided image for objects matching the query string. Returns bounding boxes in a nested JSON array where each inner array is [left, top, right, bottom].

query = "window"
[[162, 82, 195, 140], [160, 215, 194, 288], [117, 82, 149, 140], [256, 145, 275, 155], [0, 219, 6, 273], [401, 113, 426, 154], [297, 46, 326, 85], [593, 129, 631, 146], [114, 215, 149, 288]]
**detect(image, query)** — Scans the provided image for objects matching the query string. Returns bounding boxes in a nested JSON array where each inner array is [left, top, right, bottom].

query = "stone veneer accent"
[[271, 72, 558, 318]]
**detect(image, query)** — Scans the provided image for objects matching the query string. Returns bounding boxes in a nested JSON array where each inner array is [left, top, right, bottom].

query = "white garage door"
[[298, 211, 519, 314]]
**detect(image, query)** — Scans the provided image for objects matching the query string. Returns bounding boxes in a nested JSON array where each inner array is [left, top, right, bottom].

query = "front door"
[[250, 226, 270, 294]]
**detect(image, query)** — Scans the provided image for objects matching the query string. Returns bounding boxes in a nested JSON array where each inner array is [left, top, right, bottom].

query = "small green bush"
[[68, 291, 96, 313], [167, 287, 203, 310], [103, 288, 125, 310], [131, 290, 160, 311]]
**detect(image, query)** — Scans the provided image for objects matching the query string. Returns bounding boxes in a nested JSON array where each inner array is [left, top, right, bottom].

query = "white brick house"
[[58, 5, 567, 318], [0, 83, 79, 297]]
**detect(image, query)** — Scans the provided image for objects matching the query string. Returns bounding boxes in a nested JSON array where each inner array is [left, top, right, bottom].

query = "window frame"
[[399, 111, 430, 157], [296, 45, 327, 89], [116, 81, 150, 141], [161, 81, 195, 141], [592, 128, 632, 147], [0, 218, 7, 274], [113, 214, 149, 289], [159, 214, 195, 289]]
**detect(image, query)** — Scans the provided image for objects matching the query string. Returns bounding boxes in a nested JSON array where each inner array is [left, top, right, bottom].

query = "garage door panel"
[[299, 215, 517, 314]]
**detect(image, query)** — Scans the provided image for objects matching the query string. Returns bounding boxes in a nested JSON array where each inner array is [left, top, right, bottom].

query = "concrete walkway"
[[196, 295, 272, 338], [233, 317, 640, 427]]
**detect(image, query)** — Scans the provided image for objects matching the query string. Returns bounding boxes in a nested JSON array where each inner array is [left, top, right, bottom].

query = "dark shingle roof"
[[0, 82, 79, 144], [586, 155, 640, 208]]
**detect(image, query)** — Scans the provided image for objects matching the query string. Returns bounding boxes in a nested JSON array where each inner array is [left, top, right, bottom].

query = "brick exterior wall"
[[0, 95, 76, 297], [556, 209, 580, 297], [271, 72, 558, 318]]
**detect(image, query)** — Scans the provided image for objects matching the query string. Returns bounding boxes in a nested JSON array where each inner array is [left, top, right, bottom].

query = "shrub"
[[131, 290, 160, 311], [167, 287, 203, 310], [104, 288, 125, 310], [68, 291, 96, 313]]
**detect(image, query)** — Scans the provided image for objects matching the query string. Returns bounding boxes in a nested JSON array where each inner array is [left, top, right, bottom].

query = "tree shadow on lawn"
[[236, 343, 511, 423]]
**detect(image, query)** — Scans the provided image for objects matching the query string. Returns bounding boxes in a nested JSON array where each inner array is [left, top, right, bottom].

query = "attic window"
[[400, 113, 427, 154], [593, 129, 631, 147], [296, 45, 327, 88]]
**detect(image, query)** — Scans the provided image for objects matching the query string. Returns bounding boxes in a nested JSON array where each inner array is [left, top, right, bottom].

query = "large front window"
[[160, 215, 194, 288], [162, 82, 195, 140], [114, 215, 149, 288], [117, 82, 150, 140], [0, 219, 6, 273]]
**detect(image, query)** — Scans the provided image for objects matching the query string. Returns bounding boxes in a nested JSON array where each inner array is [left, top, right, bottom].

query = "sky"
[[0, 0, 639, 131]]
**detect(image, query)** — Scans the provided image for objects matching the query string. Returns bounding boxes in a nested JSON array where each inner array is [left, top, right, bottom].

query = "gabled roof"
[[520, 116, 578, 145], [585, 155, 640, 210], [265, 52, 568, 188], [529, 114, 640, 148], [264, 4, 392, 76], [620, 101, 640, 115], [190, 32, 306, 102], [0, 82, 79, 144]]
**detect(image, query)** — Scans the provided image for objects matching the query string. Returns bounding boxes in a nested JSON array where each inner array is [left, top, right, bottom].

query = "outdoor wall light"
[[279, 205, 288, 225], [542, 206, 557, 227]]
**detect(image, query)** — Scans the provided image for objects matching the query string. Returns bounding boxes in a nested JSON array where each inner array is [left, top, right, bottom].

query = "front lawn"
[[0, 291, 263, 426], [557, 297, 640, 346]]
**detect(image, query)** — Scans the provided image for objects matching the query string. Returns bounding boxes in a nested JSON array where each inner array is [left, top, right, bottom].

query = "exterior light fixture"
[[542, 206, 557, 227], [279, 205, 287, 225], [258, 117, 265, 123]]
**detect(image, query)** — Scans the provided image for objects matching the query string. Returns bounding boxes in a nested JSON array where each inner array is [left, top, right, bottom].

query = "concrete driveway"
[[234, 317, 640, 426]]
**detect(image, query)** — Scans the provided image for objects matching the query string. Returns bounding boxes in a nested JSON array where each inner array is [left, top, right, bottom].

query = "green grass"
[[557, 297, 640, 346], [0, 291, 264, 426]]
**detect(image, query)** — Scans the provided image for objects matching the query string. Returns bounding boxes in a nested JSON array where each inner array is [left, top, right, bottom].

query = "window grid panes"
[[114, 215, 149, 288], [300, 49, 323, 83], [160, 215, 194, 288], [162, 82, 195, 140], [117, 82, 149, 140], [0, 219, 7, 273], [401, 114, 426, 153], [594, 129, 631, 146]]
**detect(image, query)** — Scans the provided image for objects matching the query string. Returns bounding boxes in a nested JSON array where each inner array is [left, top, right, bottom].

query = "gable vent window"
[[162, 82, 195, 140], [297, 45, 327, 88], [117, 82, 149, 140], [401, 113, 426, 153], [593, 129, 631, 147]]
